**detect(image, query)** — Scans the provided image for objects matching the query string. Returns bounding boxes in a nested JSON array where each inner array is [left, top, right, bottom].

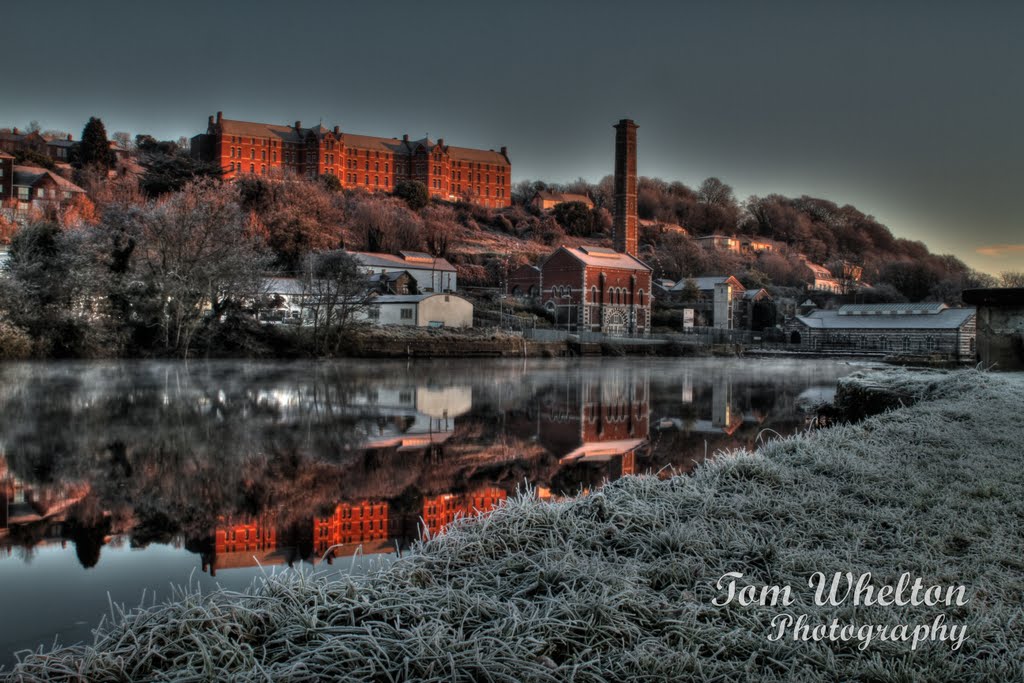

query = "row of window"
[[549, 286, 647, 306]]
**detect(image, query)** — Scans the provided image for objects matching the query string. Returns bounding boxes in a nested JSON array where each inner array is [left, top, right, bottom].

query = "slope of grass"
[[8, 369, 1024, 682]]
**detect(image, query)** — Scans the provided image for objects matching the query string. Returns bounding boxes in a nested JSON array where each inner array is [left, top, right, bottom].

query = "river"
[[0, 357, 871, 667]]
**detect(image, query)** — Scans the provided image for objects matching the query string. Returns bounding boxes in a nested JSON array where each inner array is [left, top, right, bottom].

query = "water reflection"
[[0, 359, 860, 578]]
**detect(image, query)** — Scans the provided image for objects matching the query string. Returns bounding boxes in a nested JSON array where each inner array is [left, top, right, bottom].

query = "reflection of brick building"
[[215, 517, 278, 556], [191, 112, 511, 208], [421, 488, 507, 536], [313, 502, 389, 556], [538, 370, 649, 475]]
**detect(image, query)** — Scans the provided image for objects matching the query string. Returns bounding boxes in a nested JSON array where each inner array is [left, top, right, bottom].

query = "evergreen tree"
[[78, 117, 114, 171]]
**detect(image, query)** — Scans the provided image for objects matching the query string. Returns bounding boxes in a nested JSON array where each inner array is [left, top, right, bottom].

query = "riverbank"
[[7, 368, 1023, 681]]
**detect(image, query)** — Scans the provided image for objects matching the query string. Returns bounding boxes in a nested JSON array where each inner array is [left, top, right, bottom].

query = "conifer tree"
[[78, 117, 113, 171]]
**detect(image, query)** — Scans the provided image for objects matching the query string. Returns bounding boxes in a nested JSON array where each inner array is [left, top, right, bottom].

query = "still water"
[[0, 357, 868, 666]]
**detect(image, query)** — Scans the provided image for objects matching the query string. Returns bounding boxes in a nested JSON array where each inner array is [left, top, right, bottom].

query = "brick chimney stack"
[[613, 119, 638, 257]]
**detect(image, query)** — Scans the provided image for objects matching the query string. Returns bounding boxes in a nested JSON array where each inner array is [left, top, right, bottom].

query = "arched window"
[[591, 286, 598, 303], [638, 289, 645, 306]]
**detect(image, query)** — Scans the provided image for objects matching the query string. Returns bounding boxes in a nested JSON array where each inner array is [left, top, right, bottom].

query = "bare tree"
[[999, 271, 1024, 288], [135, 180, 268, 355], [302, 250, 374, 354]]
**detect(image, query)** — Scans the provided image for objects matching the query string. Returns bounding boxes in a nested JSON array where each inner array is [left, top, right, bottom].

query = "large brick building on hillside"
[[191, 112, 511, 208]]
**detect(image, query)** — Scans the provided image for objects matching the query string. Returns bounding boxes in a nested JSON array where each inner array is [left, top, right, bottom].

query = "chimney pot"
[[402, 134, 409, 142], [12, 128, 18, 134], [208, 115, 214, 127], [500, 146, 507, 155], [216, 111, 222, 122], [295, 121, 302, 130], [333, 126, 340, 135], [67, 134, 73, 141]]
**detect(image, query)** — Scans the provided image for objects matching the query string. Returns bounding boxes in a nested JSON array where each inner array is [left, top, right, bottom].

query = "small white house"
[[368, 293, 473, 328], [349, 251, 458, 293]]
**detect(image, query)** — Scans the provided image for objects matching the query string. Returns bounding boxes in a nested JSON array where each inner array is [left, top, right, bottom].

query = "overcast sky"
[[3, 0, 1021, 274]]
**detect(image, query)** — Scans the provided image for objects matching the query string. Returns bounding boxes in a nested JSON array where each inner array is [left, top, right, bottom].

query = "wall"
[[416, 294, 473, 328]]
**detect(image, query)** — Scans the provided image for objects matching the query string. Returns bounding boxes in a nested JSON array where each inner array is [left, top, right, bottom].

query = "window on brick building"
[[251, 149, 255, 160], [365, 161, 369, 171], [375, 162, 379, 171], [385, 163, 388, 173], [374, 176, 379, 186], [262, 150, 266, 160], [364, 175, 369, 184], [385, 177, 389, 187], [250, 164, 254, 173]]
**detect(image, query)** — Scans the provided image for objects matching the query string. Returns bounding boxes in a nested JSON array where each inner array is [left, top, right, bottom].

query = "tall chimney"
[[216, 111, 222, 123], [613, 119, 638, 257], [295, 121, 302, 130]]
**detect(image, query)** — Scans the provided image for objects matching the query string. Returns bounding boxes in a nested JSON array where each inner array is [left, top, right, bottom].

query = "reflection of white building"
[[355, 385, 473, 451]]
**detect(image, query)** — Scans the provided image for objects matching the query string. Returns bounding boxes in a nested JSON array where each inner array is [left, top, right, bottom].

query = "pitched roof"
[[349, 251, 457, 272], [555, 246, 651, 272], [837, 303, 947, 316], [670, 275, 744, 292], [12, 166, 86, 193], [536, 190, 592, 204], [796, 307, 975, 330], [342, 133, 408, 154], [219, 118, 304, 144], [0, 150, 14, 159], [445, 145, 508, 165]]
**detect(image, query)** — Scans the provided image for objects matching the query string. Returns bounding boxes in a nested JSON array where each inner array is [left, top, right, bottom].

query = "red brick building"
[[536, 118, 652, 335], [191, 112, 511, 208], [540, 246, 652, 335]]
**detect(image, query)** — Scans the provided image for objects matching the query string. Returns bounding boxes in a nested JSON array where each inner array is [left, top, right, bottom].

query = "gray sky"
[[3, 0, 1021, 274]]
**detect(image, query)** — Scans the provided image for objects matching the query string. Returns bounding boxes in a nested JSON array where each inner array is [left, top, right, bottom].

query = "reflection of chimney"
[[613, 119, 638, 257]]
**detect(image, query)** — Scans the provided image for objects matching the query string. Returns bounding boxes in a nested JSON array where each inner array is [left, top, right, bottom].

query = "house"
[[532, 190, 594, 211], [694, 234, 740, 253], [46, 136, 76, 163], [789, 303, 976, 359], [349, 250, 457, 293], [801, 259, 843, 294], [740, 238, 774, 254], [368, 270, 417, 295], [191, 112, 511, 208], [367, 293, 473, 328], [4, 166, 87, 220], [0, 129, 46, 156]]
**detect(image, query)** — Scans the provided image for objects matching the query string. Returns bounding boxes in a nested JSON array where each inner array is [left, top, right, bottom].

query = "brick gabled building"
[[191, 112, 511, 208], [540, 246, 652, 334]]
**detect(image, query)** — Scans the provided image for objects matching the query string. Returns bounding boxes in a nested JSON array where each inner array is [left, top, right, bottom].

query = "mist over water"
[[0, 357, 866, 666]]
